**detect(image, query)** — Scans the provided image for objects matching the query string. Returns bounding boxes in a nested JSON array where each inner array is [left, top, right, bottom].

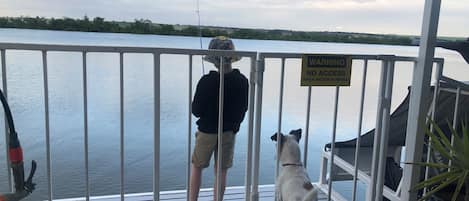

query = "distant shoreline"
[[0, 16, 462, 46]]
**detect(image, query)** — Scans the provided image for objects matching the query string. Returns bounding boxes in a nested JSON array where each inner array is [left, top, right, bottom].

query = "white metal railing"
[[1, 42, 460, 201], [250, 52, 447, 201], [253, 52, 466, 201], [317, 57, 464, 201], [1, 49, 12, 192], [369, 56, 396, 201], [256, 53, 390, 201], [253, 53, 383, 189], [0, 42, 258, 201]]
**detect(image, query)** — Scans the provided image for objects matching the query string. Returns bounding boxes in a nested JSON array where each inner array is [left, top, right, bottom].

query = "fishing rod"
[[196, 0, 206, 74], [0, 89, 36, 201]]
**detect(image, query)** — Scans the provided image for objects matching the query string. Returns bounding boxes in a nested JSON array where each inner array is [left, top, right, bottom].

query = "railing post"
[[275, 58, 286, 180], [303, 86, 312, 168], [216, 58, 225, 201], [186, 55, 193, 201], [119, 52, 125, 201], [352, 59, 368, 201], [401, 1, 441, 200], [42, 50, 53, 201], [1, 49, 12, 191], [368, 58, 389, 201], [375, 59, 395, 201], [274, 57, 287, 201], [244, 56, 257, 201], [423, 61, 443, 195], [327, 86, 340, 201], [251, 54, 264, 201], [82, 51, 90, 201], [153, 52, 161, 201], [448, 87, 461, 169]]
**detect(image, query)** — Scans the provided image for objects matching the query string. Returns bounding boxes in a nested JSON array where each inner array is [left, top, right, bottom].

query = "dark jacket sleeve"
[[241, 78, 249, 114], [236, 78, 249, 123], [192, 77, 207, 117]]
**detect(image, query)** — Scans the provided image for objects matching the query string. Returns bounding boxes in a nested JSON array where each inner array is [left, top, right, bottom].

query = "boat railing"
[[0, 42, 258, 201], [318, 59, 469, 201], [255, 52, 444, 201], [0, 42, 450, 201]]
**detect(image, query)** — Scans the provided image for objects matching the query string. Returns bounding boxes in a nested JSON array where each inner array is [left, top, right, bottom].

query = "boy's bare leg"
[[189, 164, 203, 201], [213, 164, 228, 201]]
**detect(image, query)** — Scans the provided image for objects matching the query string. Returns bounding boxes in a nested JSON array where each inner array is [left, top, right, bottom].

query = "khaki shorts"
[[191, 131, 236, 169]]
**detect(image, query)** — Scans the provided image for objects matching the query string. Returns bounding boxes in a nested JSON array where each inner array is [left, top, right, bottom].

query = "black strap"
[[0, 89, 19, 147], [282, 163, 303, 167]]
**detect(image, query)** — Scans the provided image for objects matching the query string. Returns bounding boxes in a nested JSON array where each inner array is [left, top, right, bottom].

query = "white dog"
[[271, 129, 318, 201]]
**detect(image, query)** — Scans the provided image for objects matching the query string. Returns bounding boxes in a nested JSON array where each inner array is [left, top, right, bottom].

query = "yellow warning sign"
[[301, 54, 352, 86]]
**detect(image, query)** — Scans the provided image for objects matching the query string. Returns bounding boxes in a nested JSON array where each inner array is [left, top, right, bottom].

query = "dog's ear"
[[289, 129, 302, 142], [270, 133, 285, 144]]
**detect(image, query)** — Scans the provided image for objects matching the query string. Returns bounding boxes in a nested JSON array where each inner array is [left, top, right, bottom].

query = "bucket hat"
[[203, 36, 241, 65]]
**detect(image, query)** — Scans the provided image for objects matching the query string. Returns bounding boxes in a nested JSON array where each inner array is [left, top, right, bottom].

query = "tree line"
[[0, 16, 414, 46]]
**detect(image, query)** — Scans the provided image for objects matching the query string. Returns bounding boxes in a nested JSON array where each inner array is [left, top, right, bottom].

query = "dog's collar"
[[282, 163, 303, 167]]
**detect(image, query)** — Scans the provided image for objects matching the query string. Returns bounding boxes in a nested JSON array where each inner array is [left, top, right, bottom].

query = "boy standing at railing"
[[189, 36, 249, 201]]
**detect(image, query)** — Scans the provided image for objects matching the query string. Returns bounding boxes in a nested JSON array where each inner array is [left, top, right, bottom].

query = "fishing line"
[[196, 0, 205, 75]]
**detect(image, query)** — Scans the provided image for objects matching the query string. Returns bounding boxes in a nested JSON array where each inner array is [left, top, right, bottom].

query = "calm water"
[[0, 28, 468, 200]]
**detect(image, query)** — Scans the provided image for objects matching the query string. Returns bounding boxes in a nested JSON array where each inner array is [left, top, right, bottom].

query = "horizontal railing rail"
[[0, 42, 257, 56], [259, 52, 444, 63]]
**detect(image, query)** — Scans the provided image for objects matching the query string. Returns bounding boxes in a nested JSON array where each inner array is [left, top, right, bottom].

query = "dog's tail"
[[302, 188, 318, 201]]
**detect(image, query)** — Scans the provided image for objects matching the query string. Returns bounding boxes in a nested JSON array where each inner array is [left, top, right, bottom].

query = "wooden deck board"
[[53, 184, 333, 201]]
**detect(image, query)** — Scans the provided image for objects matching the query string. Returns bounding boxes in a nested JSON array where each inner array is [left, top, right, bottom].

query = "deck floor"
[[53, 184, 334, 201]]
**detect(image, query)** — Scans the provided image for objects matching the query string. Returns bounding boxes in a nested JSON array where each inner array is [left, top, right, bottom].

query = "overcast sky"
[[0, 0, 467, 37]]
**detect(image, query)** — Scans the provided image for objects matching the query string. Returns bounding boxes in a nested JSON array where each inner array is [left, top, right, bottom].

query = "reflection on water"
[[0, 28, 468, 200]]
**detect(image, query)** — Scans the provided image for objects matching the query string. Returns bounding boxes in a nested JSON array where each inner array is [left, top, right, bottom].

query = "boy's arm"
[[242, 79, 249, 112], [192, 78, 206, 117], [236, 78, 250, 124]]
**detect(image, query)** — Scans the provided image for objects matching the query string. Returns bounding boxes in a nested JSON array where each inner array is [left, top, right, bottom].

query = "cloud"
[[0, 0, 467, 37]]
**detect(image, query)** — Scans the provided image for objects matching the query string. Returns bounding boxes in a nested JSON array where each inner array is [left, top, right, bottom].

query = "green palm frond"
[[452, 171, 468, 201], [462, 123, 469, 169], [418, 174, 461, 201], [425, 126, 452, 159], [431, 120, 456, 154], [412, 171, 460, 191], [409, 119, 469, 201]]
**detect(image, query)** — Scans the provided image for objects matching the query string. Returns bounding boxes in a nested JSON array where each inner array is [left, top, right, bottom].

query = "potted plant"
[[410, 120, 469, 201]]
